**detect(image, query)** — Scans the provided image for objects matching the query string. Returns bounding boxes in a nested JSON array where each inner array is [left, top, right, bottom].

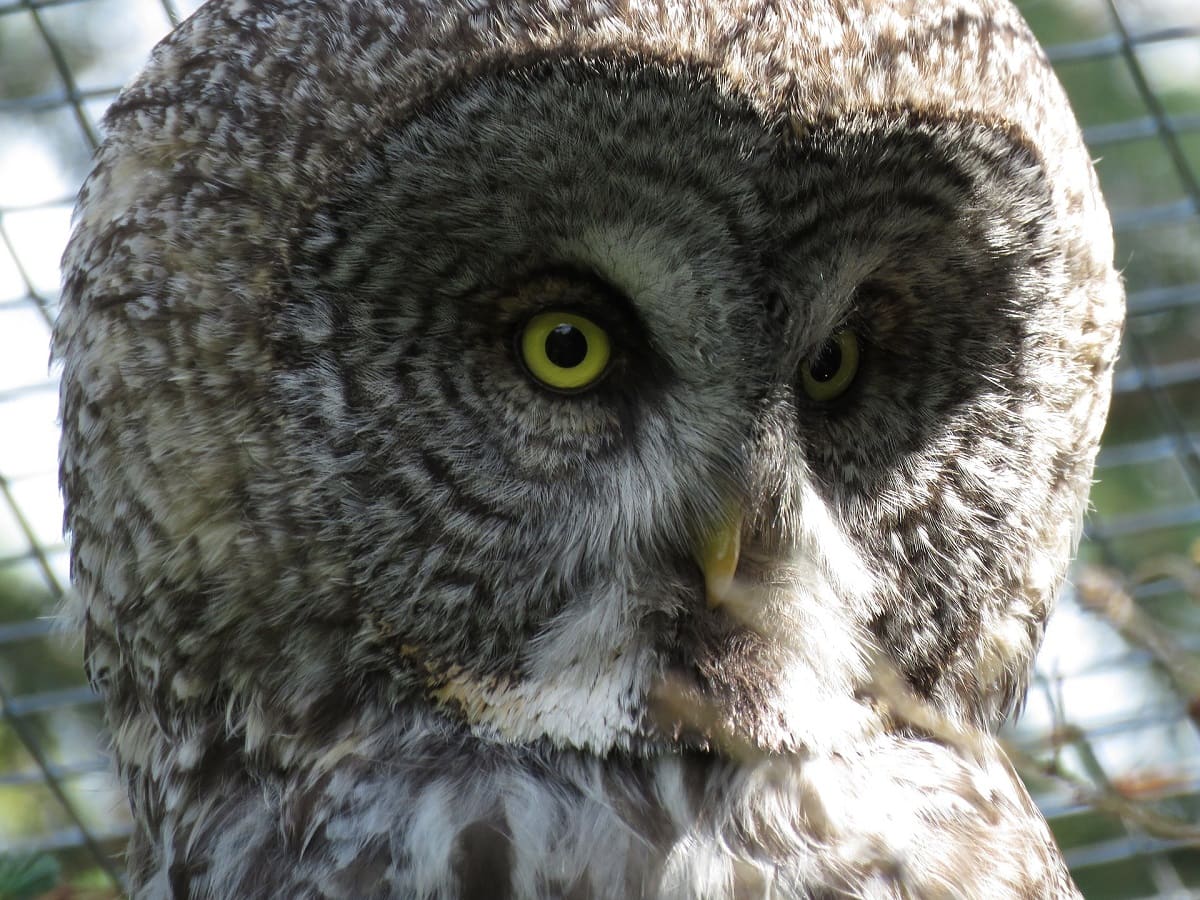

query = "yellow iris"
[[801, 330, 859, 401], [520, 311, 611, 392]]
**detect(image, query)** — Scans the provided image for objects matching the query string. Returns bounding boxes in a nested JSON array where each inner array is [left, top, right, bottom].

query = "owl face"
[[172, 64, 1080, 758], [57, 0, 1122, 782]]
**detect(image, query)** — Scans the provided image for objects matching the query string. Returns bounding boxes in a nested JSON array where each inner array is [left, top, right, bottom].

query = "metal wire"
[[0, 0, 1197, 896]]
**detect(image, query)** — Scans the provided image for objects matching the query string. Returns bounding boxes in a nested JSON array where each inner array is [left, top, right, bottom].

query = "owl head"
[[57, 0, 1123, 777]]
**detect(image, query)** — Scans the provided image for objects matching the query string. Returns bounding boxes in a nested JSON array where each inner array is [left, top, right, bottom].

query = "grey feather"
[[56, 0, 1123, 896]]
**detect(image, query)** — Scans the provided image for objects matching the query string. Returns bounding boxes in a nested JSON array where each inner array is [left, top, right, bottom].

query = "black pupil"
[[808, 339, 843, 383], [545, 324, 589, 369]]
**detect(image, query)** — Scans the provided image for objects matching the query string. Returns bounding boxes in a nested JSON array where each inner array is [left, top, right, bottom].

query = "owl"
[[55, 0, 1124, 896]]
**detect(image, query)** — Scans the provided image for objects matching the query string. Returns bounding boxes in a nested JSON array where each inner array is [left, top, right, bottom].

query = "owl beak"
[[697, 511, 742, 609]]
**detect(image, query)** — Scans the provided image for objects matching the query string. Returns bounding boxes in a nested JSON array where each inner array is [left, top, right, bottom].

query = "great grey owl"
[[55, 0, 1124, 896]]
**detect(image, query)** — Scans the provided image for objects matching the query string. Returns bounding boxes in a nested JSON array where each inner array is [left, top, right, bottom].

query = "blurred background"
[[0, 0, 1198, 896]]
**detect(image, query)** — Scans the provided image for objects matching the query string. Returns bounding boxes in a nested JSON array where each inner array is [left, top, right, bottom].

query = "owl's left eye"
[[519, 311, 612, 392], [801, 330, 860, 401]]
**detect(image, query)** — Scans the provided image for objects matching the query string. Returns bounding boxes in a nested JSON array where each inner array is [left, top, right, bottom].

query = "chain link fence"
[[0, 0, 1198, 896]]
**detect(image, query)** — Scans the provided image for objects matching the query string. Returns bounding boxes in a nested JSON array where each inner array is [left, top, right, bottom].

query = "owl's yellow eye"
[[801, 330, 860, 401], [520, 311, 611, 392]]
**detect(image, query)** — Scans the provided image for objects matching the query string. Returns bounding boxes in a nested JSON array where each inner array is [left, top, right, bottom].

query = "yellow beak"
[[697, 511, 742, 609]]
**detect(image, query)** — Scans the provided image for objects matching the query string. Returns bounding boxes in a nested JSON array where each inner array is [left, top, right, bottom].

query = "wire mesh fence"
[[0, 0, 1198, 896]]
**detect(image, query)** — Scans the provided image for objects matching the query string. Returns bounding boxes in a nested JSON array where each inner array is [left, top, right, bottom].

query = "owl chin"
[[397, 559, 882, 761]]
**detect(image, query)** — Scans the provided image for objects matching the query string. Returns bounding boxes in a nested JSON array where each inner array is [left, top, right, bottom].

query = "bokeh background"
[[0, 0, 1198, 896]]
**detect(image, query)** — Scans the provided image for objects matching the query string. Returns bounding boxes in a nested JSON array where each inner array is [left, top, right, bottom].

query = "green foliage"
[[0, 852, 61, 900]]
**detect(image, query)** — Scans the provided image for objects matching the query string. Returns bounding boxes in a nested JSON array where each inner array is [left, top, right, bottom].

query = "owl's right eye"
[[801, 330, 860, 401], [519, 311, 612, 392]]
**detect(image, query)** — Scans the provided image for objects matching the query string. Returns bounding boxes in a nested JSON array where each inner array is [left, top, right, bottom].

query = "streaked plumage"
[[56, 0, 1123, 896]]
